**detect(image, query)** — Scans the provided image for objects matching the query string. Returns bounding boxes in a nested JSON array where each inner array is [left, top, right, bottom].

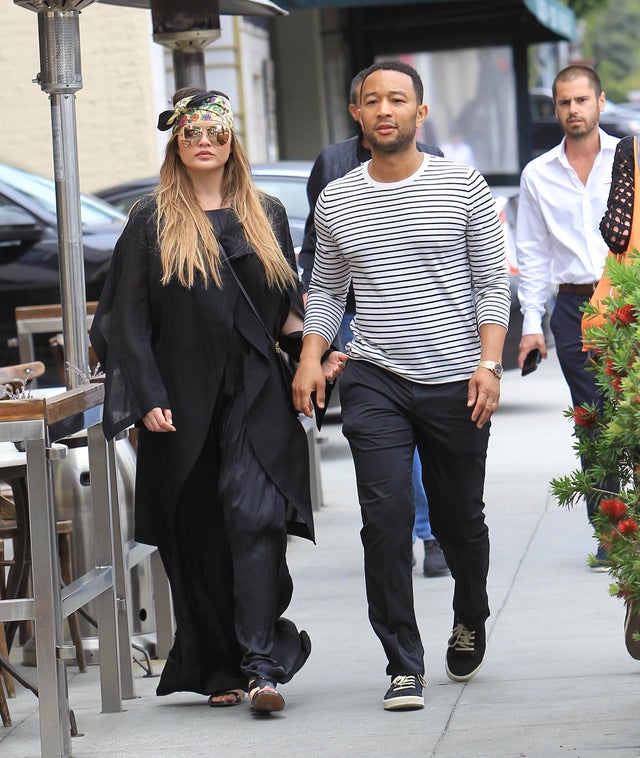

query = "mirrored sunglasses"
[[180, 124, 231, 146]]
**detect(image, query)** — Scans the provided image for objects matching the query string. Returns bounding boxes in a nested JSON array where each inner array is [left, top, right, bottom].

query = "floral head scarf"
[[157, 91, 234, 133]]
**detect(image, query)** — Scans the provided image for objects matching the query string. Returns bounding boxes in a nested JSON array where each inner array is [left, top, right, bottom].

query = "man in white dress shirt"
[[515, 65, 619, 567]]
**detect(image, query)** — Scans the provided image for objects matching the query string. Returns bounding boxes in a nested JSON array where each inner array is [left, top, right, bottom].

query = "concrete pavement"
[[2, 348, 640, 757]]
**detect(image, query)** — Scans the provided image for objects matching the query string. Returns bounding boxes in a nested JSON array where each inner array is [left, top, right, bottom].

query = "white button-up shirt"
[[516, 128, 619, 334]]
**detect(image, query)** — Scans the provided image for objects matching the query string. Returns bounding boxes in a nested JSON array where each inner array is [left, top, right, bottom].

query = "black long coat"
[[90, 196, 313, 547]]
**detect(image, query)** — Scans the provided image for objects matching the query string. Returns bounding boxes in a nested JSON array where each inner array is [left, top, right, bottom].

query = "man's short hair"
[[349, 69, 369, 106], [552, 65, 603, 100], [359, 60, 424, 105]]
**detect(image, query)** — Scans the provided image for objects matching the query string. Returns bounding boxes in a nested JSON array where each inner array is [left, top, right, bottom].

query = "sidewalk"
[[2, 349, 640, 757]]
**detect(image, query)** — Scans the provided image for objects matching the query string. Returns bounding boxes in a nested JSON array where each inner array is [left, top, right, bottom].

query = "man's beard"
[[563, 114, 599, 142], [366, 125, 416, 154]]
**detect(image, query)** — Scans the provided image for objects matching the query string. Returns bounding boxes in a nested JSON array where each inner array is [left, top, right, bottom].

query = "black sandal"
[[207, 689, 245, 708], [248, 678, 285, 714]]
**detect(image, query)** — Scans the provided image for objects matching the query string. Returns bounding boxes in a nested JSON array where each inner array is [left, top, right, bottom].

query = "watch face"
[[495, 363, 504, 378]]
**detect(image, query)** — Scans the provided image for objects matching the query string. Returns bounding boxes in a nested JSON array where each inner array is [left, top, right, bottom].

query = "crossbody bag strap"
[[222, 254, 283, 355]]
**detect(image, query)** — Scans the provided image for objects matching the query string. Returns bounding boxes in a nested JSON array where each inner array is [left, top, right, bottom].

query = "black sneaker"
[[383, 674, 427, 711], [624, 601, 640, 660], [423, 540, 450, 577], [445, 621, 485, 682]]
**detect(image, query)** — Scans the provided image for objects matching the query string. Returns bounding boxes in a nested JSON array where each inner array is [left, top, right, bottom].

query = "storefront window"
[[384, 47, 519, 177]]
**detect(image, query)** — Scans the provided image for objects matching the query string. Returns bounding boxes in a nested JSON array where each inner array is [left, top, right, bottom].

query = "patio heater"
[[13, 0, 287, 393], [14, 0, 95, 390], [101, 0, 288, 89]]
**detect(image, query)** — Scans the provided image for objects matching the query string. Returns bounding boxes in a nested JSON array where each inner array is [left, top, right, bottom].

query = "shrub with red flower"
[[552, 249, 640, 604], [604, 358, 624, 379], [572, 405, 598, 427], [609, 303, 636, 326], [619, 519, 639, 535], [601, 499, 627, 521]]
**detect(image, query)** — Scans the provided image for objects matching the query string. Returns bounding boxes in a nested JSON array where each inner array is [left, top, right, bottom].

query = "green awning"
[[276, 0, 575, 42], [524, 0, 575, 39]]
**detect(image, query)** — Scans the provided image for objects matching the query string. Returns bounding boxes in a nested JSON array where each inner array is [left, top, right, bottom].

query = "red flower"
[[609, 304, 636, 326], [618, 518, 639, 535], [600, 499, 627, 521], [605, 358, 623, 378], [572, 406, 597, 427]]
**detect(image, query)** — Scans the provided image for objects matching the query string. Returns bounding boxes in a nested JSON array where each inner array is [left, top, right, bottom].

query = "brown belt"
[[557, 282, 598, 295]]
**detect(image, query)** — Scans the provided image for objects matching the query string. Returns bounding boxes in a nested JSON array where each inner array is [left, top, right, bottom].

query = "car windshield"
[[0, 164, 126, 226]]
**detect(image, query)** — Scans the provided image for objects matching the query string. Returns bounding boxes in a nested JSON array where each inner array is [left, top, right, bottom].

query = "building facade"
[[1, 2, 278, 193]]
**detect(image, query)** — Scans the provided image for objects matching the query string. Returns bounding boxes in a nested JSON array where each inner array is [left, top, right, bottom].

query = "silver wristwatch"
[[478, 360, 504, 379]]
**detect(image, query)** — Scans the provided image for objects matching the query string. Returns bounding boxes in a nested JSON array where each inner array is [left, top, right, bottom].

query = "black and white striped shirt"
[[304, 154, 511, 384]]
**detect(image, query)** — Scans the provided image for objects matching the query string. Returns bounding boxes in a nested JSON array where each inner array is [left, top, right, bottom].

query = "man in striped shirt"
[[293, 60, 510, 711]]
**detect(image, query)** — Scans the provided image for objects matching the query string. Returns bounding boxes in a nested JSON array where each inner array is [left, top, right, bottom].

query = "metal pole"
[[172, 48, 207, 90], [27, 437, 72, 757], [37, 8, 90, 389]]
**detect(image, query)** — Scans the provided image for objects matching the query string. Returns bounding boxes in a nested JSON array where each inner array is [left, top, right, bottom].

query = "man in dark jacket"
[[299, 68, 449, 580]]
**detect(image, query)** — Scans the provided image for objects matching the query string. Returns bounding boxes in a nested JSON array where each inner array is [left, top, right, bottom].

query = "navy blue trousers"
[[339, 360, 491, 676], [550, 291, 616, 520]]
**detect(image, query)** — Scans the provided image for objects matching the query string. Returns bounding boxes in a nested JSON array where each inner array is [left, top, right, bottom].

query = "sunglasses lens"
[[180, 125, 230, 146], [212, 126, 230, 145], [181, 125, 201, 145]]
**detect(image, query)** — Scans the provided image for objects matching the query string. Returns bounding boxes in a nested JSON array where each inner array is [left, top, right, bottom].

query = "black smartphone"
[[521, 348, 542, 377]]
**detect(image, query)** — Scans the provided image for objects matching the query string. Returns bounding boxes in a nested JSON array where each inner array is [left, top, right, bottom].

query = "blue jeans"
[[412, 448, 433, 542], [551, 292, 617, 521]]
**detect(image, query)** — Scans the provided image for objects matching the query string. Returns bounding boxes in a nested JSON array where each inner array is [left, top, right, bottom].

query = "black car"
[[0, 163, 126, 372]]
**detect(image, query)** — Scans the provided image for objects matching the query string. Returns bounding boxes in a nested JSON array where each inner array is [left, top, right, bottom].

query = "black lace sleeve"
[[600, 136, 635, 254]]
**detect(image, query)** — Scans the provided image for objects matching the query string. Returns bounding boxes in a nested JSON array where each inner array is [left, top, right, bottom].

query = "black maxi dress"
[[90, 195, 314, 696]]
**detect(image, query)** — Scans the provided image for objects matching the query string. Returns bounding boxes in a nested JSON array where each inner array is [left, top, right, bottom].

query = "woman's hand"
[[321, 350, 349, 382], [143, 407, 176, 433]]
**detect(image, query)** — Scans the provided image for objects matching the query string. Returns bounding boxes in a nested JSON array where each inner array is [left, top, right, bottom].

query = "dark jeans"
[[551, 292, 617, 520], [339, 360, 491, 676]]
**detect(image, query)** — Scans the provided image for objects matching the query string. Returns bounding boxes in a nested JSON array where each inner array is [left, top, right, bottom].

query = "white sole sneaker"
[[383, 694, 425, 711], [445, 658, 483, 682], [382, 674, 427, 711]]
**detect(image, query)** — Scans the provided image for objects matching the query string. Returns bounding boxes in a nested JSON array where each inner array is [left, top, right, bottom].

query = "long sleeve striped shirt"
[[303, 153, 511, 385]]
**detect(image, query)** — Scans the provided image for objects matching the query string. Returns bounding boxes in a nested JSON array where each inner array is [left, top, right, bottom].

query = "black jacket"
[[90, 196, 314, 547], [299, 135, 444, 311]]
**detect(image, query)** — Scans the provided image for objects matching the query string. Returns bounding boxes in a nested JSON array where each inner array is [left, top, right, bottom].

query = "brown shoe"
[[249, 679, 285, 714], [624, 601, 640, 660]]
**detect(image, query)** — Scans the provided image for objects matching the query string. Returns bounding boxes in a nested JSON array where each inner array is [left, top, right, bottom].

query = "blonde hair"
[[154, 92, 296, 291]]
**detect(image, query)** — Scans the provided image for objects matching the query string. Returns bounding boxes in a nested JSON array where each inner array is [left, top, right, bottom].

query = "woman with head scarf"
[[91, 88, 346, 713]]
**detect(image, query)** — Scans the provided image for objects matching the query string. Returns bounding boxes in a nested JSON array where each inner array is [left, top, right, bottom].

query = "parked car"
[[530, 87, 640, 157], [96, 161, 527, 369], [0, 163, 126, 375]]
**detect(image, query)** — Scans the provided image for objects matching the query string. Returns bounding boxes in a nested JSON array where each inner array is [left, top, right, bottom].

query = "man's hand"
[[468, 370, 500, 429], [293, 359, 327, 418], [293, 334, 332, 418], [518, 333, 547, 369], [143, 407, 176, 433]]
